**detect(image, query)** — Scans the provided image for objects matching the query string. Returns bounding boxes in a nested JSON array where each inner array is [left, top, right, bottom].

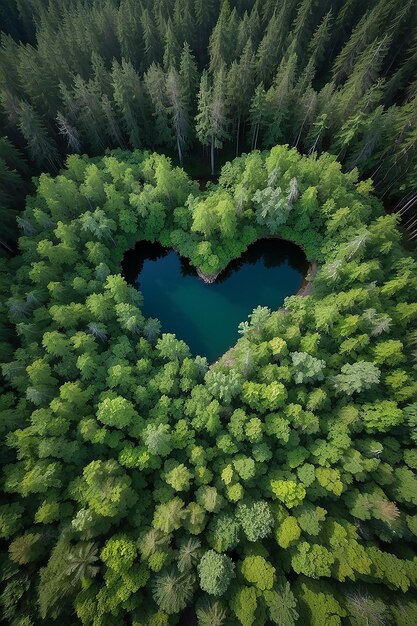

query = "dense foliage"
[[2, 0, 417, 251], [1, 145, 417, 625]]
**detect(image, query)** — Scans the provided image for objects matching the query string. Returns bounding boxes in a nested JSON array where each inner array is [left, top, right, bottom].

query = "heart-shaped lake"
[[122, 239, 308, 362]]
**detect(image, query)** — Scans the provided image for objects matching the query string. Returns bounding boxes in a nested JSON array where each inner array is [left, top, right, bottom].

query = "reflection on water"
[[122, 239, 308, 362]]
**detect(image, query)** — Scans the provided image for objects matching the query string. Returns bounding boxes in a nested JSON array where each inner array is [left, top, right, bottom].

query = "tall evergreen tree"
[[56, 112, 81, 153], [209, 64, 230, 174], [180, 43, 199, 114], [307, 9, 333, 74], [166, 67, 189, 165], [256, 1, 295, 85], [227, 41, 256, 155], [248, 82, 267, 150], [332, 36, 391, 127], [17, 101, 60, 170], [70, 75, 108, 153], [332, 0, 395, 84], [116, 0, 144, 68], [194, 0, 217, 63], [196, 66, 232, 174], [287, 0, 327, 68], [264, 50, 298, 147], [209, 0, 237, 73], [101, 95, 125, 149], [144, 63, 173, 148], [173, 0, 196, 50], [141, 7, 162, 70], [195, 70, 213, 166], [0, 136, 29, 249], [112, 59, 150, 149], [163, 18, 182, 70], [237, 8, 260, 57]]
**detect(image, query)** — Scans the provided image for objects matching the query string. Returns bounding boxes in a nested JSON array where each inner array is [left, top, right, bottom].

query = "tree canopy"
[[1, 145, 417, 624]]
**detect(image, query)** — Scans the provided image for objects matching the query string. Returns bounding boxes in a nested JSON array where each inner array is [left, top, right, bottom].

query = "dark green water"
[[122, 239, 308, 362]]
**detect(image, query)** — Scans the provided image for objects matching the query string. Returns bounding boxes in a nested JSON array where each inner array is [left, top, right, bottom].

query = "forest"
[[1, 1, 417, 626]]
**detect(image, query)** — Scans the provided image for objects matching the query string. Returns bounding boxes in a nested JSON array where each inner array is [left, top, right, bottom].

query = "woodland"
[[1, 1, 417, 626]]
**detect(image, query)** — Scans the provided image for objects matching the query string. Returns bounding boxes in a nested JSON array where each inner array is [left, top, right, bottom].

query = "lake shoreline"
[[196, 235, 317, 297]]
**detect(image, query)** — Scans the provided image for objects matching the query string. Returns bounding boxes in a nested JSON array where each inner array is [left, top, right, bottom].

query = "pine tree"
[[287, 0, 325, 68], [209, 64, 230, 174], [227, 41, 256, 155], [112, 59, 150, 148], [375, 95, 417, 197], [101, 94, 125, 148], [307, 9, 333, 73], [195, 65, 233, 173], [264, 50, 298, 147], [1, 88, 21, 126], [173, 0, 196, 50], [194, 0, 217, 63], [195, 70, 213, 163], [0, 34, 24, 98], [0, 136, 29, 249], [179, 42, 199, 117], [292, 86, 317, 149], [16, 42, 60, 117], [91, 52, 112, 97], [116, 0, 144, 67], [237, 8, 260, 57], [166, 67, 189, 165], [331, 80, 385, 161], [141, 7, 162, 70], [163, 18, 181, 70], [332, 37, 391, 127], [332, 0, 395, 84], [305, 84, 333, 154], [71, 75, 107, 153], [209, 0, 235, 73], [17, 100, 60, 170], [248, 82, 267, 150], [144, 63, 173, 148], [56, 112, 81, 153], [256, 2, 294, 85]]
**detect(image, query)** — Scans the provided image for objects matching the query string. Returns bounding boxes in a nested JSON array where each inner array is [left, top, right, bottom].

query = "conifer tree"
[[307, 9, 333, 73], [195, 70, 213, 165], [209, 0, 235, 73], [56, 112, 81, 153], [116, 0, 144, 67], [287, 0, 324, 68], [163, 18, 181, 70], [264, 50, 298, 147], [196, 64, 230, 175], [71, 75, 107, 153], [332, 37, 391, 127], [332, 0, 394, 84], [194, 0, 217, 62], [179, 42, 199, 118], [256, 2, 295, 85], [248, 82, 267, 150], [173, 0, 196, 50], [141, 7, 162, 70], [144, 63, 172, 148], [0, 136, 28, 249], [101, 95, 125, 149], [237, 8, 260, 56], [166, 67, 189, 165], [17, 101, 60, 170], [227, 41, 256, 156], [112, 59, 149, 149]]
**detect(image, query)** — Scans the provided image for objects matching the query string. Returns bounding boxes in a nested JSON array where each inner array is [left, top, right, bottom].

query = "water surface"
[[122, 239, 308, 362]]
